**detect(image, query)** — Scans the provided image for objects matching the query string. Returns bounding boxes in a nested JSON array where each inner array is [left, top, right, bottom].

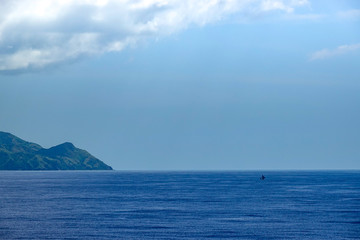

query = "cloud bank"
[[0, 0, 309, 71], [310, 43, 360, 61]]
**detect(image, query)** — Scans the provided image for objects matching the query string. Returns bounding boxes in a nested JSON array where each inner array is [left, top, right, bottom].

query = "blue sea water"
[[0, 171, 359, 240]]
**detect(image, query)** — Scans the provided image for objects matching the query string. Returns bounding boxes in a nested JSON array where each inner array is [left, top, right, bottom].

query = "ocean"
[[0, 171, 359, 239]]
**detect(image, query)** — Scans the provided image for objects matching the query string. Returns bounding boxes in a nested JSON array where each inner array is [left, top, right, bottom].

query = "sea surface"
[[0, 171, 359, 239]]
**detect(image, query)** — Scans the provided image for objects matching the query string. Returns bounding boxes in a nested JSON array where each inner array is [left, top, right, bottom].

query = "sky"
[[0, 0, 359, 170]]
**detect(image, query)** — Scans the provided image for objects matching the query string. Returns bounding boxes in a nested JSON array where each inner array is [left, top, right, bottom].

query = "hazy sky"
[[1, 0, 359, 170]]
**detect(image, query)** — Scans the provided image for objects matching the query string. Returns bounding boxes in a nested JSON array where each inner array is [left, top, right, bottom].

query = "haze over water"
[[1, 171, 359, 239]]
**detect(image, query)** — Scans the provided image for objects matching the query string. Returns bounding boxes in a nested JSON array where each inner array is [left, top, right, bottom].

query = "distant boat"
[[260, 174, 265, 180]]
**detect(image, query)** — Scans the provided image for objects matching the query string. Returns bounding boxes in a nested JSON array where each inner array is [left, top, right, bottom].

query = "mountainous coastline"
[[0, 131, 112, 170]]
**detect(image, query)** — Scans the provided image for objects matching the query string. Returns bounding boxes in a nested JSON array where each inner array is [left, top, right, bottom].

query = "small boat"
[[260, 174, 265, 180]]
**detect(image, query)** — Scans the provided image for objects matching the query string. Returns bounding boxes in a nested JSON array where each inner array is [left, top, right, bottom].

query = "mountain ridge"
[[0, 131, 112, 170]]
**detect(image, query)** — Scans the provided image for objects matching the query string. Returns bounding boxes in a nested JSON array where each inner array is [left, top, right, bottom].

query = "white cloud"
[[282, 13, 324, 21], [260, 0, 294, 13], [310, 43, 360, 61], [0, 0, 309, 71]]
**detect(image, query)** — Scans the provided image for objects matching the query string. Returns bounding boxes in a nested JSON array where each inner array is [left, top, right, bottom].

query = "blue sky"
[[0, 0, 359, 170]]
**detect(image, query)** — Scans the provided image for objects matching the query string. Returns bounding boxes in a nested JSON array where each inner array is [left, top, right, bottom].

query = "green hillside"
[[0, 131, 112, 170]]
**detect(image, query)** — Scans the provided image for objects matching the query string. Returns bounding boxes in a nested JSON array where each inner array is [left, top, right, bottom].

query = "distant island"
[[0, 131, 112, 170]]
